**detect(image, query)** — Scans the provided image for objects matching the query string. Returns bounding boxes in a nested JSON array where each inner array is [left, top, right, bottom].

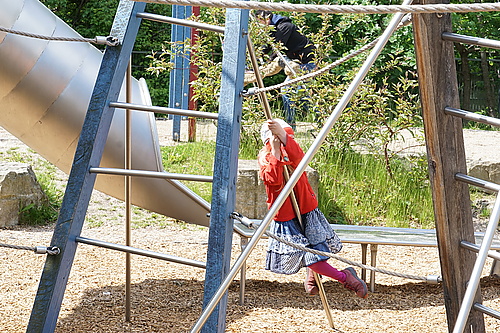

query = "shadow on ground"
[[55, 276, 500, 332]]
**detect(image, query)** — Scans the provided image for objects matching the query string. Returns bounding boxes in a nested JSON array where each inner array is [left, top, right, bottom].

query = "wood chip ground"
[[1, 122, 500, 332]]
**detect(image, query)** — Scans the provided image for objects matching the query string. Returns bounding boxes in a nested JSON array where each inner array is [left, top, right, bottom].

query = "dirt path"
[[1, 121, 500, 332]]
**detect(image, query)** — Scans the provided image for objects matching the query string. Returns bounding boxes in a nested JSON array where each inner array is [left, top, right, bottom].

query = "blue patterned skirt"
[[265, 208, 343, 275]]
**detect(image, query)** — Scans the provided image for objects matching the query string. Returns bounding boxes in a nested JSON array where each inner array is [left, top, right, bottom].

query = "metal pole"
[[76, 236, 207, 267], [190, 5, 409, 331], [455, 173, 500, 193], [445, 107, 500, 128], [89, 167, 214, 182], [109, 102, 219, 119], [137, 12, 225, 34], [452, 191, 500, 333], [125, 59, 133, 322], [246, 38, 272, 119]]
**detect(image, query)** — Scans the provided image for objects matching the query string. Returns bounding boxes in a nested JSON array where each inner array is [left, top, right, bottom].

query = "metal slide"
[[0, 0, 210, 226]]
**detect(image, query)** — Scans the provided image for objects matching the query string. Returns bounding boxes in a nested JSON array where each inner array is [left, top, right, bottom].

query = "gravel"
[[1, 121, 500, 333]]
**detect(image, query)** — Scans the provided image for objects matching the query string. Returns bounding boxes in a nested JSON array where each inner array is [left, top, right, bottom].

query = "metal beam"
[[442, 32, 500, 50], [109, 101, 219, 119], [76, 236, 206, 268], [445, 107, 500, 128], [89, 167, 213, 182]]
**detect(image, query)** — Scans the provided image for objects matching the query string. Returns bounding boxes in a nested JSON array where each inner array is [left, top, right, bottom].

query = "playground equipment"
[[0, 0, 210, 227], [2, 0, 500, 332]]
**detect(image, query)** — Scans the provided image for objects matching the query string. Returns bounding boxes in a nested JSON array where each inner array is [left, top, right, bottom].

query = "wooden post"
[[412, 1, 485, 332], [201, 7, 248, 333], [27, 2, 146, 332]]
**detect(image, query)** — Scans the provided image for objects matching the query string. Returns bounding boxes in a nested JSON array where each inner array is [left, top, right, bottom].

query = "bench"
[[233, 221, 500, 303]]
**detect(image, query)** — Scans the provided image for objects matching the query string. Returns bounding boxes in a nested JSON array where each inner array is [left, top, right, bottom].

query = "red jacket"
[[259, 135, 318, 221]]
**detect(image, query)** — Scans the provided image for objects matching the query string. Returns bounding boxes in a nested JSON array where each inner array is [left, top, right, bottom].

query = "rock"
[[0, 162, 47, 227], [235, 159, 319, 220]]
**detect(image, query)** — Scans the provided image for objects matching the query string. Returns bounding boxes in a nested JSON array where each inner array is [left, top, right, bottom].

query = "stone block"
[[0, 162, 47, 227], [236, 160, 319, 220], [467, 158, 500, 190]]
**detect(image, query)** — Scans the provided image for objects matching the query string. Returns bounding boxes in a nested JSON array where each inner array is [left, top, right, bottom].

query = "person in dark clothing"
[[248, 10, 316, 128], [254, 10, 316, 65]]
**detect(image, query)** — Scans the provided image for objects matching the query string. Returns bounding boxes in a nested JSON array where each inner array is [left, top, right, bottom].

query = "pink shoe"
[[304, 267, 319, 296], [341, 267, 368, 298]]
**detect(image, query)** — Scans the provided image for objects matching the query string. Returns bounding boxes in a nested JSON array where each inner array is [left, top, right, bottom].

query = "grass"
[[313, 149, 435, 228], [160, 135, 437, 229], [161, 141, 215, 202], [4, 126, 487, 229]]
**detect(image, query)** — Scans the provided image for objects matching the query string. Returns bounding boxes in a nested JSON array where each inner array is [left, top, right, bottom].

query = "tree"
[[452, 8, 500, 117], [41, 0, 172, 105]]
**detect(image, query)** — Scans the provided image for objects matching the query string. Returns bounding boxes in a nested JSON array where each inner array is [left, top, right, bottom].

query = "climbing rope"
[[232, 213, 441, 284], [243, 14, 412, 96], [243, 37, 379, 96], [0, 242, 60, 255], [137, 0, 500, 15], [0, 26, 119, 46]]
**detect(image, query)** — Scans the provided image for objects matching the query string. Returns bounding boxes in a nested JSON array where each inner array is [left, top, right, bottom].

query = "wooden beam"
[[412, 1, 485, 332], [27, 1, 146, 332], [201, 7, 248, 333]]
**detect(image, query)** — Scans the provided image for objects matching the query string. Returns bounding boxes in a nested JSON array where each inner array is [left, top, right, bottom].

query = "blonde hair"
[[258, 145, 271, 167]]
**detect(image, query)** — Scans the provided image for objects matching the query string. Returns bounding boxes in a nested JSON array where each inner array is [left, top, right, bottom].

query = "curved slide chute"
[[0, 0, 211, 226]]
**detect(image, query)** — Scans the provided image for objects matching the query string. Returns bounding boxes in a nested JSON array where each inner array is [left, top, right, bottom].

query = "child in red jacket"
[[258, 119, 367, 298]]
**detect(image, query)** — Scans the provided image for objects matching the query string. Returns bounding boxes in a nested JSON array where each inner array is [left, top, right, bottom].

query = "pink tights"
[[309, 261, 346, 283]]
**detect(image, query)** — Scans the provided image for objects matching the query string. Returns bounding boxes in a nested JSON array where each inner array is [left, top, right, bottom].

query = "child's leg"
[[309, 260, 346, 283]]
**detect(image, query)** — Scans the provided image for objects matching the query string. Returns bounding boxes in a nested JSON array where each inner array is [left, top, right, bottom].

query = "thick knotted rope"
[[136, 0, 500, 15]]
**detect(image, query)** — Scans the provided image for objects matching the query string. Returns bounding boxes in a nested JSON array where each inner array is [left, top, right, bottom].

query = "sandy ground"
[[1, 120, 500, 332]]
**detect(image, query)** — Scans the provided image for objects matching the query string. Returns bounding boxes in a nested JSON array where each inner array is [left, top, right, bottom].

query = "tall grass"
[[313, 148, 434, 228], [160, 137, 435, 229]]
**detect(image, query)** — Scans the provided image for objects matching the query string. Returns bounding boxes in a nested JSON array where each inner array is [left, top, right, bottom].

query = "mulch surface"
[[1, 122, 500, 332], [1, 220, 500, 332]]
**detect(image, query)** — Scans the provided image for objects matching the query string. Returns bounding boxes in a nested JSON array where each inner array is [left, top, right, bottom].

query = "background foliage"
[[39, 0, 500, 227]]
